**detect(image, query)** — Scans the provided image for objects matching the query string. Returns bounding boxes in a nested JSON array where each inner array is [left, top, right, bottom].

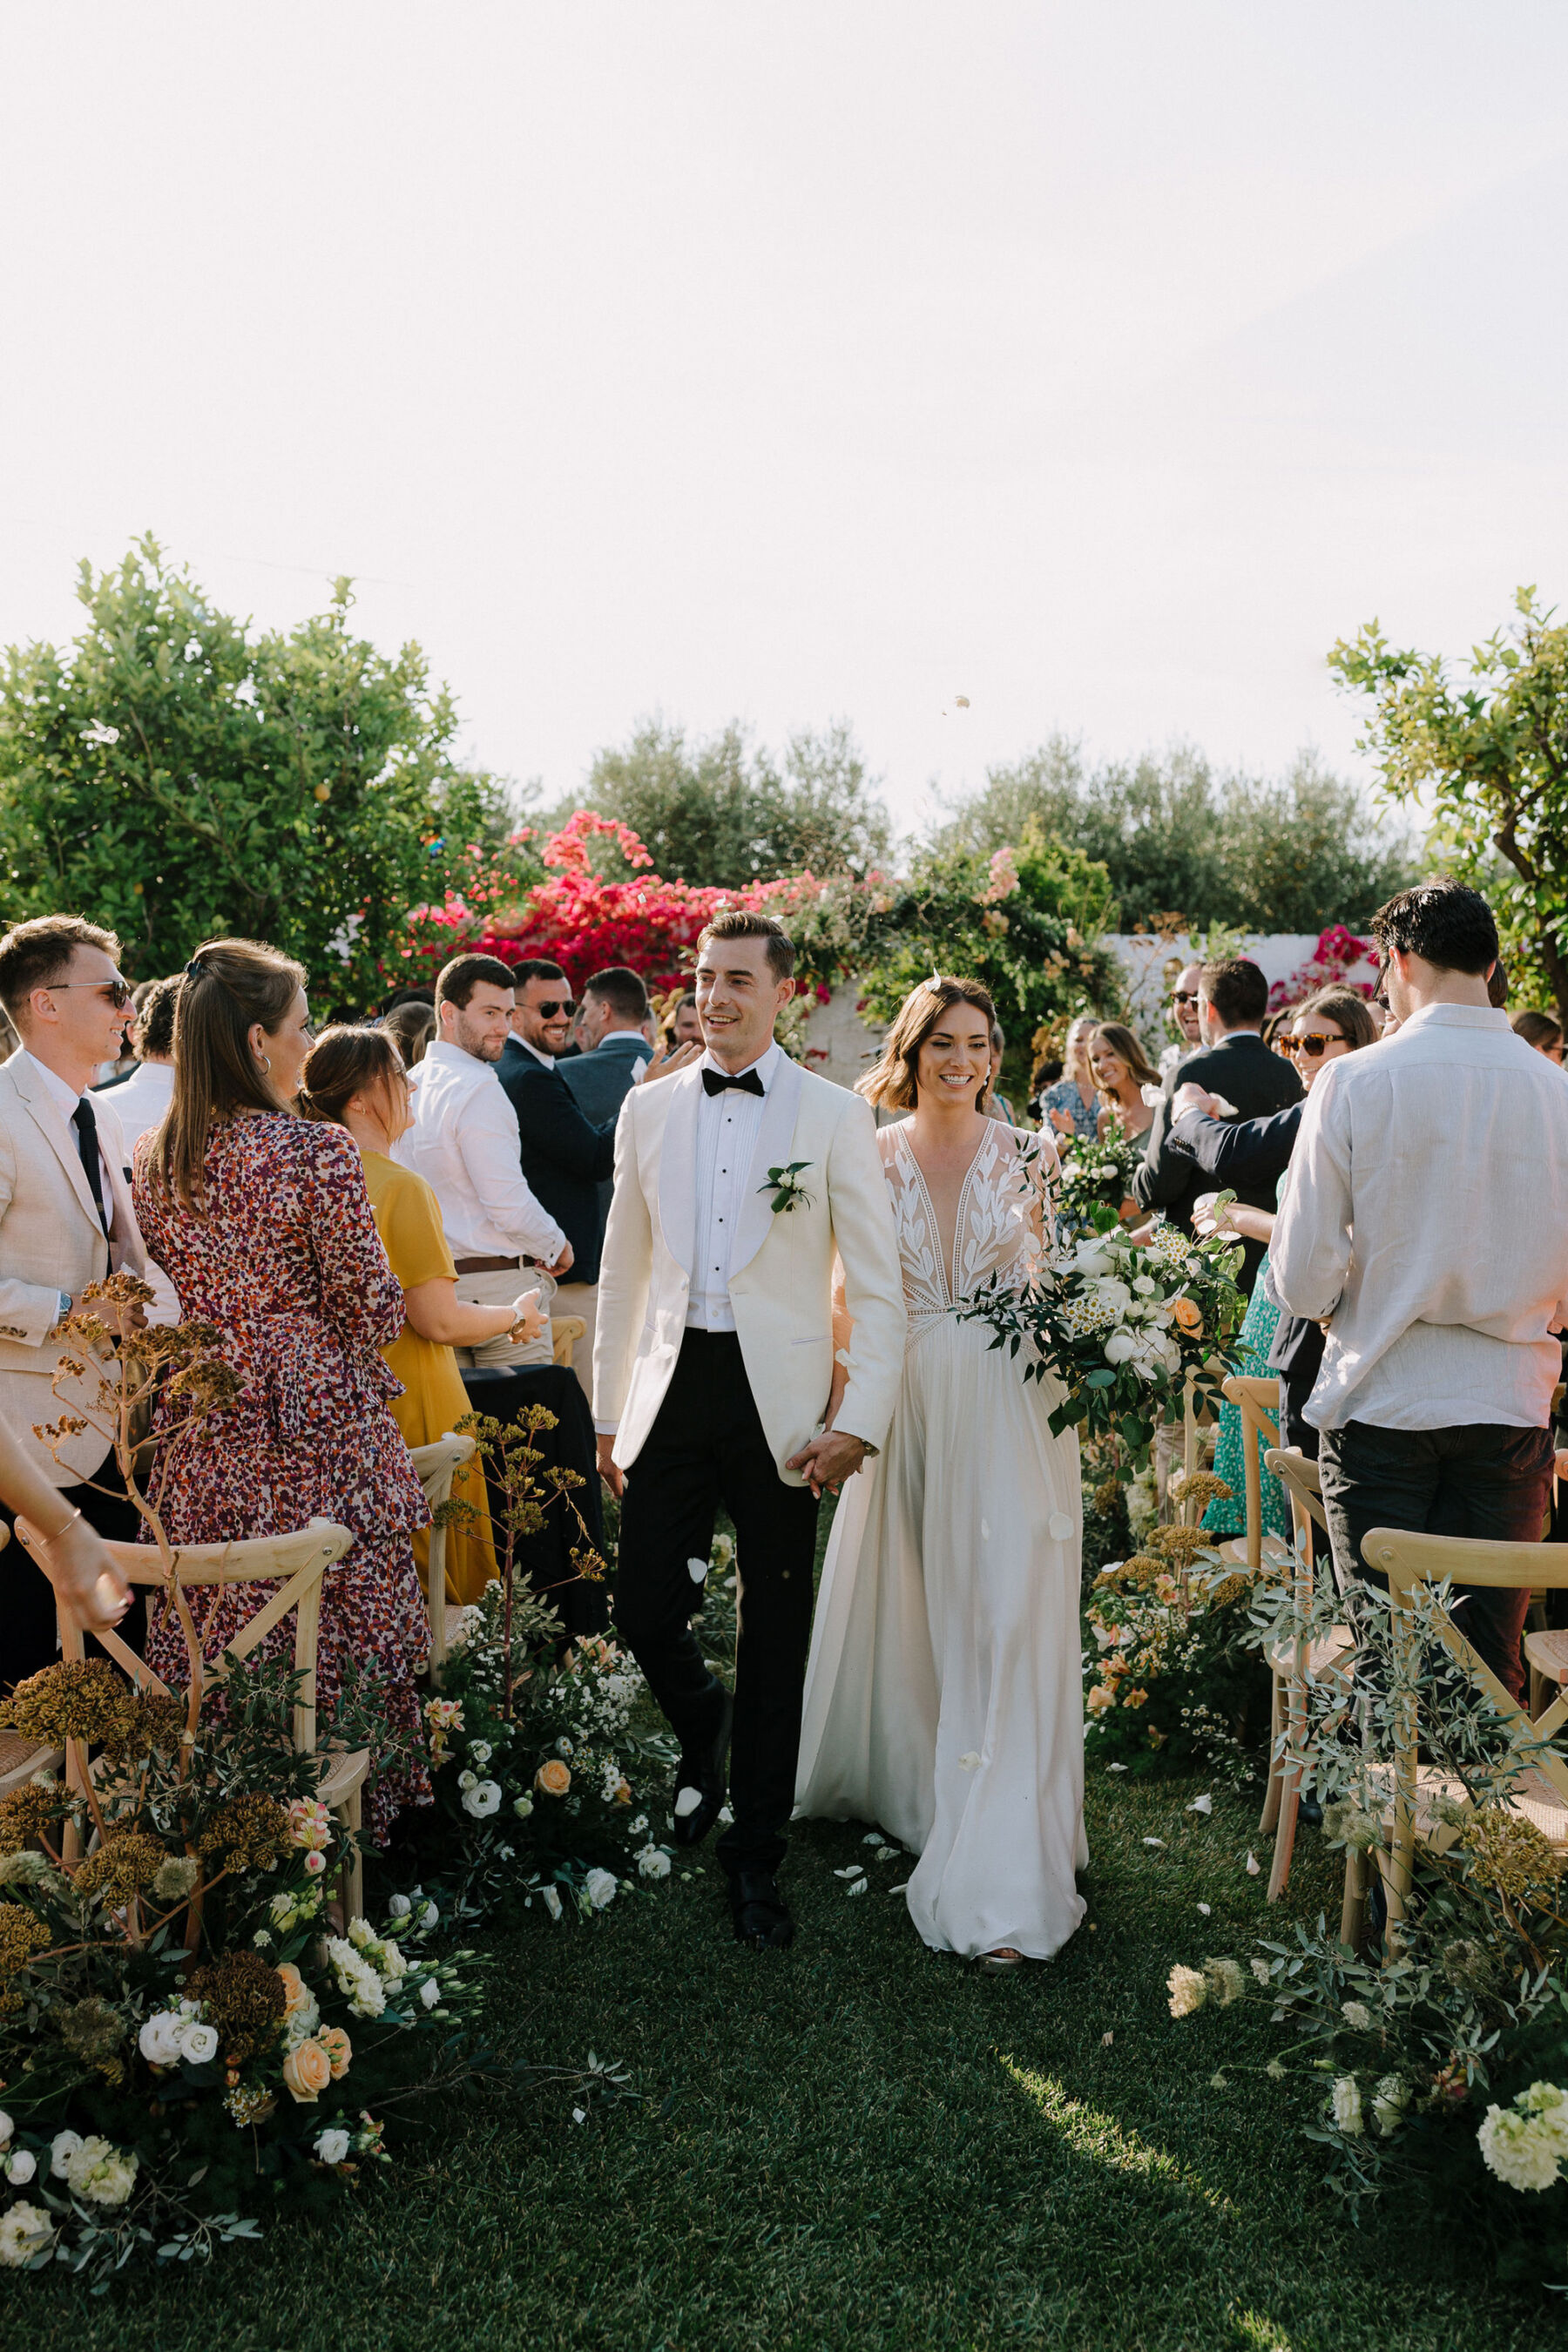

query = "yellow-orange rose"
[[535, 1760, 571, 1798], [1171, 1296, 1203, 1335], [316, 2025, 352, 2080], [275, 1963, 311, 2016], [281, 2038, 332, 2104]]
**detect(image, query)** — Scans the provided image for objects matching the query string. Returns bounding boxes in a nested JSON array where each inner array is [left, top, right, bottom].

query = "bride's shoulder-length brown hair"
[[857, 976, 998, 1114]]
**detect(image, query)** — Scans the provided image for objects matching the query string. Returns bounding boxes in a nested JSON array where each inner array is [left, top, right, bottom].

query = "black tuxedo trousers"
[[614, 1328, 819, 1877]]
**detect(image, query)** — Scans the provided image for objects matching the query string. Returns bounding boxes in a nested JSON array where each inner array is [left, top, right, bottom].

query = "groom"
[[594, 910, 906, 1950]]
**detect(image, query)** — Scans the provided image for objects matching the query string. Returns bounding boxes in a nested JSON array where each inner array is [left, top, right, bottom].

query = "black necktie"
[[701, 1066, 766, 1098], [72, 1098, 110, 1237]]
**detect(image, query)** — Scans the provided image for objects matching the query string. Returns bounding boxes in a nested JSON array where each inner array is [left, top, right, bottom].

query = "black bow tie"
[[702, 1065, 765, 1098]]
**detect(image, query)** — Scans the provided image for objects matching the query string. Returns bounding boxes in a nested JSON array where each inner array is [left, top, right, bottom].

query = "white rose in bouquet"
[[462, 1780, 503, 1818], [139, 2010, 186, 2067], [637, 1845, 672, 1880], [585, 1867, 618, 1910], [314, 2126, 352, 2165], [4, 2147, 37, 2186], [0, 2201, 53, 2266], [50, 2129, 83, 2178], [178, 2020, 220, 2065]]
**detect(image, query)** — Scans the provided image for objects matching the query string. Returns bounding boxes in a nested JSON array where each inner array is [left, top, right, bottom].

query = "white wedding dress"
[[795, 1119, 1087, 1961]]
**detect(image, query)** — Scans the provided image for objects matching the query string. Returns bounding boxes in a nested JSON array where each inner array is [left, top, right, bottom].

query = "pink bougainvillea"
[[1267, 923, 1378, 1011]]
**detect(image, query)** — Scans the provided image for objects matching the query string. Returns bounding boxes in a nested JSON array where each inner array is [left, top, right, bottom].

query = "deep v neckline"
[[897, 1120, 990, 1306]]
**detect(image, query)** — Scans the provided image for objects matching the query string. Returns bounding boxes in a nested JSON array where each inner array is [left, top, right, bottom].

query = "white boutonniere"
[[761, 1161, 814, 1214]]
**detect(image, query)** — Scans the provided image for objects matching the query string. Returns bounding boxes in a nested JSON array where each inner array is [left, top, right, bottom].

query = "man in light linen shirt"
[[393, 953, 573, 1370], [1272, 881, 1568, 1699]]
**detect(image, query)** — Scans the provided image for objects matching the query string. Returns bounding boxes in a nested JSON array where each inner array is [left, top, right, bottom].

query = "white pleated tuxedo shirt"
[[686, 1041, 783, 1334], [1272, 1004, 1568, 1432]]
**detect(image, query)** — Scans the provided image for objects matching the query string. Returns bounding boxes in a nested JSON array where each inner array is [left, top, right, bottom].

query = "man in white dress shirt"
[[96, 973, 181, 1326], [0, 916, 147, 1687], [393, 954, 574, 1369], [1273, 881, 1568, 1699]]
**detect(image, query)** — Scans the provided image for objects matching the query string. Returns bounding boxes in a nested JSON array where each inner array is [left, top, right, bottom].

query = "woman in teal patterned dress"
[[1194, 992, 1376, 1543]]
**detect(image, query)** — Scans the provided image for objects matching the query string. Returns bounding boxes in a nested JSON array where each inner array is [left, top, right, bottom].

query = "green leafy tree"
[[935, 736, 1412, 933], [0, 537, 527, 1005], [857, 819, 1122, 1092], [1329, 588, 1568, 1023], [575, 715, 891, 885]]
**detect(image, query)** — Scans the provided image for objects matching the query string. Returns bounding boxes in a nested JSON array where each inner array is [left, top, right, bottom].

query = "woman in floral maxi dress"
[[134, 938, 431, 1841]]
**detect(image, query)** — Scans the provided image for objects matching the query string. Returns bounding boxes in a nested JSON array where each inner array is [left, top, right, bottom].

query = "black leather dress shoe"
[[672, 1688, 733, 1848], [728, 1869, 794, 1950]]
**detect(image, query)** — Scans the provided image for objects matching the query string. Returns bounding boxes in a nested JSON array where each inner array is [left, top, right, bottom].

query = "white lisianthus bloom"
[[0, 2201, 53, 2266], [64, 2135, 139, 2207], [1103, 1329, 1139, 1366], [637, 1845, 672, 1879], [4, 2148, 37, 2186], [1330, 2077, 1363, 2137], [462, 1781, 503, 1818], [326, 1936, 387, 2018], [541, 1885, 564, 1922], [178, 2021, 220, 2065], [416, 1898, 439, 1929], [512, 1796, 534, 1819], [470, 1740, 493, 1767], [420, 1978, 440, 2010], [585, 1867, 618, 1910], [50, 2129, 83, 2178], [456, 1769, 478, 1793], [138, 2011, 185, 2067], [314, 2126, 352, 2166], [1372, 2076, 1411, 2138], [1477, 2081, 1568, 2192], [387, 1893, 412, 1919], [0, 2110, 10, 2148]]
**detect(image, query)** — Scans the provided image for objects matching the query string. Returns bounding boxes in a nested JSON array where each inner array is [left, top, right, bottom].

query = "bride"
[[795, 976, 1087, 1969]]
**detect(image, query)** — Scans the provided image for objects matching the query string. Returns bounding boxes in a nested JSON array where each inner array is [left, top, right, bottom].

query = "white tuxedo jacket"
[[593, 1056, 906, 1485], [0, 1052, 148, 1484]]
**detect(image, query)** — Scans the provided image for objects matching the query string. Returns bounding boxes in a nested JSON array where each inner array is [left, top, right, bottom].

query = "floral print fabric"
[[134, 1114, 432, 1840]]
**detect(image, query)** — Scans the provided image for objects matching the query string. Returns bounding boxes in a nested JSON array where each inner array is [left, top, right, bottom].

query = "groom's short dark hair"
[[697, 909, 796, 983], [1371, 879, 1499, 976]]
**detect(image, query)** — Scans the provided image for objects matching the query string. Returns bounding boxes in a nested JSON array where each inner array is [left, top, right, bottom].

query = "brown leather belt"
[[453, 1254, 531, 1274]]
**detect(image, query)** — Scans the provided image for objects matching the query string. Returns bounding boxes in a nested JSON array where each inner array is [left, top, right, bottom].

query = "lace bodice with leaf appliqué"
[[878, 1119, 1052, 1335]]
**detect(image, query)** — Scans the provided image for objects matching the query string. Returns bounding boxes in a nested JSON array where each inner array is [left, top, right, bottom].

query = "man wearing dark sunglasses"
[[499, 959, 620, 1401], [0, 914, 149, 1689]]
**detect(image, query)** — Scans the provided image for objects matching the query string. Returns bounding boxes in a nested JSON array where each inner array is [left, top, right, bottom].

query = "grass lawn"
[[21, 1770, 1544, 2351]]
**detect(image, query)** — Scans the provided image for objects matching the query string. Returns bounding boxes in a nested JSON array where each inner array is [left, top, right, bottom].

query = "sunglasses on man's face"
[[1286, 1031, 1345, 1058], [531, 997, 575, 1020], [1168, 990, 1200, 1007], [50, 975, 132, 1010]]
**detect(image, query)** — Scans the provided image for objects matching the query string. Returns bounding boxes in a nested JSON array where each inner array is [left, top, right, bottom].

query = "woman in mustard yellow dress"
[[299, 1027, 548, 1605]]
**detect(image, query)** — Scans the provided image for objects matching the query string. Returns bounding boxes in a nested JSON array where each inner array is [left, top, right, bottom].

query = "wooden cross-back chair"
[[551, 1316, 586, 1371], [408, 1432, 478, 1684], [1358, 1524, 1568, 1958], [1218, 1376, 1285, 1578], [1255, 1446, 1354, 1905], [15, 1516, 368, 1917]]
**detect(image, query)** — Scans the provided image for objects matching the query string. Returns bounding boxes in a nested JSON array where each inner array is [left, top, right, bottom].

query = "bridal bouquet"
[[1053, 1126, 1145, 1230], [959, 1212, 1245, 1463]]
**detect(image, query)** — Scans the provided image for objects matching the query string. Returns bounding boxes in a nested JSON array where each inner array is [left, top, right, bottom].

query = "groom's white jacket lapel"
[[594, 1051, 906, 1485]]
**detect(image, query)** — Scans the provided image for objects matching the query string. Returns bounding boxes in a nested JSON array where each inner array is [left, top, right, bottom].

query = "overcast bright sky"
[[3, 3, 1565, 837]]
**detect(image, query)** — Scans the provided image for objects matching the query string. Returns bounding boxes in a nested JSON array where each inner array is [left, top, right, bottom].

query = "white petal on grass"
[[1245, 1850, 1261, 1876], [862, 1831, 883, 1845], [889, 1881, 910, 1895], [845, 1878, 868, 1898], [1186, 1794, 1213, 1815], [834, 1865, 867, 1880], [875, 1846, 899, 1862], [1105, 1763, 1128, 1774], [1101, 2031, 1113, 2046], [1142, 1836, 1165, 1848], [571, 2107, 586, 2125], [1197, 1903, 1211, 1916]]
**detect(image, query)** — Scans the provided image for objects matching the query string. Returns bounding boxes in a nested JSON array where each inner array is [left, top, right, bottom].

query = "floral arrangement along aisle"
[[0, 1281, 616, 2283], [1163, 1555, 1568, 2289]]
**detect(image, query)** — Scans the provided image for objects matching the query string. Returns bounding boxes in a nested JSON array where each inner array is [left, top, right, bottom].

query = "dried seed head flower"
[[0, 1780, 59, 1857], [57, 1994, 126, 2078], [1458, 1805, 1565, 1903], [199, 1794, 290, 1872], [186, 1950, 287, 2062], [1092, 1477, 1122, 1518], [74, 1830, 166, 1905], [0, 1900, 51, 2010], [1167, 1470, 1233, 1511]]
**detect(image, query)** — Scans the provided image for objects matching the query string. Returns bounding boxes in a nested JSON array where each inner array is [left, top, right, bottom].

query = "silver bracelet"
[[33, 1505, 84, 1548]]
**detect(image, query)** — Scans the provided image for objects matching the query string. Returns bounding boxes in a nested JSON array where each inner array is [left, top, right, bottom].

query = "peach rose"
[[281, 2038, 332, 2105], [535, 1760, 571, 1798], [1171, 1296, 1202, 1335], [316, 2026, 352, 2080], [275, 1963, 311, 2017]]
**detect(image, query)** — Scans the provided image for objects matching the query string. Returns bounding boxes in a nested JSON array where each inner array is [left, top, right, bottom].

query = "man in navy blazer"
[[559, 967, 655, 1249], [1131, 958, 1301, 1289], [497, 959, 618, 1397]]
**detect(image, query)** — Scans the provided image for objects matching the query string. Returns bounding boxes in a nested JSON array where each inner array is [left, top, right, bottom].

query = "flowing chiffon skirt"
[[796, 1309, 1088, 1961]]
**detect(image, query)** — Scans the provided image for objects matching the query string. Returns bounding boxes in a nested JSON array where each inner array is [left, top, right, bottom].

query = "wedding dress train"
[[795, 1119, 1087, 1961]]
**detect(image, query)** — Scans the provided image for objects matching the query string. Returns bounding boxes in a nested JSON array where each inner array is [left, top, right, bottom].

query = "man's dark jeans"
[[1317, 1419, 1554, 1702]]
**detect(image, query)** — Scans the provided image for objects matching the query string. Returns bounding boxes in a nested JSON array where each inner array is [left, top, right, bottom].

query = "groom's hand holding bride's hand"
[[597, 1433, 625, 1499], [786, 1429, 867, 1499]]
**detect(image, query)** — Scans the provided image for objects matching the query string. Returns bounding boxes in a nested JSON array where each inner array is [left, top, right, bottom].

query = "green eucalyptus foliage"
[[0, 537, 527, 1007], [1330, 587, 1568, 1024]]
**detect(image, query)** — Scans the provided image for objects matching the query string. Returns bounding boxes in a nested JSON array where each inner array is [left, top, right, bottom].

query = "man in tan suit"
[[0, 915, 150, 1689]]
